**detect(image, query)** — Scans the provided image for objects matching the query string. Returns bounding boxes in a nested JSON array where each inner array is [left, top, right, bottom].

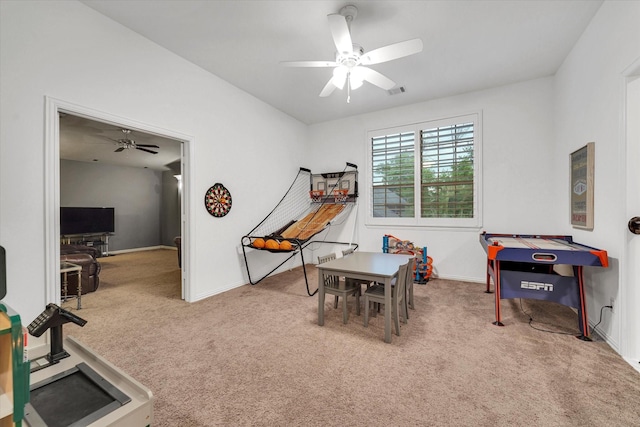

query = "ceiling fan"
[[109, 129, 159, 154], [280, 5, 423, 102]]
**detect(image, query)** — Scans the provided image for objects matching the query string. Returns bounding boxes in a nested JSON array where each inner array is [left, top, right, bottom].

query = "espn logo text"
[[520, 281, 554, 292]]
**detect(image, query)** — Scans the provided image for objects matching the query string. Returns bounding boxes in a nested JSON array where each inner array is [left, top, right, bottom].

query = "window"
[[371, 131, 415, 218], [367, 113, 482, 228]]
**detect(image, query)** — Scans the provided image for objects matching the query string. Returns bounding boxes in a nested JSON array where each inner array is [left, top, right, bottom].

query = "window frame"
[[365, 112, 483, 229]]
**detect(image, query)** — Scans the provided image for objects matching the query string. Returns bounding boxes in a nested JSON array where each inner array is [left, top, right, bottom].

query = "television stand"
[[61, 233, 112, 256]]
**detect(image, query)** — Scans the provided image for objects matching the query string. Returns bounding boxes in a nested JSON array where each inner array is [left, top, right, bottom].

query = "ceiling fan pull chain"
[[347, 71, 351, 103]]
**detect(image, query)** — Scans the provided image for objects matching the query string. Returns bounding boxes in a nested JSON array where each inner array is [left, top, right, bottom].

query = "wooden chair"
[[363, 260, 410, 336], [341, 247, 356, 256], [405, 258, 416, 319], [318, 253, 361, 324]]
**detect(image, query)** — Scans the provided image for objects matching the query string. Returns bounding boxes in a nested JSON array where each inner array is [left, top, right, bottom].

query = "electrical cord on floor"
[[519, 299, 575, 336], [589, 305, 613, 334], [519, 299, 613, 337]]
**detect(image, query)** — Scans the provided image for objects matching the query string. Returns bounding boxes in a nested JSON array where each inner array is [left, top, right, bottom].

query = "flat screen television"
[[60, 207, 115, 235]]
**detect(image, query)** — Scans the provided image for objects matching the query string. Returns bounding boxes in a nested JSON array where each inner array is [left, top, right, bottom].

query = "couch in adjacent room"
[[60, 244, 102, 294], [174, 236, 181, 268]]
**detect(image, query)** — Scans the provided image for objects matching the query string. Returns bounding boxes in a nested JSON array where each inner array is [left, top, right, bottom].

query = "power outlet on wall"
[[609, 297, 615, 312]]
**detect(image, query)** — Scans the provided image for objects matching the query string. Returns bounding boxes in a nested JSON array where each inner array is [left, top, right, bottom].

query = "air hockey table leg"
[[574, 265, 592, 341], [485, 258, 493, 293], [492, 261, 504, 326]]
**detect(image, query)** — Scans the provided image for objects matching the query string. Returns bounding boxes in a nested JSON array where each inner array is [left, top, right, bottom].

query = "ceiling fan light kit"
[[281, 4, 423, 103]]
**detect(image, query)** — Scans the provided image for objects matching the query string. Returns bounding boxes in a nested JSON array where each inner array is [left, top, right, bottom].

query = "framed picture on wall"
[[570, 142, 595, 230]]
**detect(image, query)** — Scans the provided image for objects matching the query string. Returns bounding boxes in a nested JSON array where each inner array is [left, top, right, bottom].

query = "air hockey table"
[[480, 232, 609, 340]]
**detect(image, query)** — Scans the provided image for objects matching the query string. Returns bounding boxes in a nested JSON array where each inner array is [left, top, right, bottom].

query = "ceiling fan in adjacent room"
[[108, 129, 159, 154], [280, 4, 423, 102]]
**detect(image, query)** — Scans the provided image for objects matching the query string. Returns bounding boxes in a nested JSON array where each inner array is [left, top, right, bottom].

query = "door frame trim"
[[44, 96, 194, 303], [620, 57, 640, 369]]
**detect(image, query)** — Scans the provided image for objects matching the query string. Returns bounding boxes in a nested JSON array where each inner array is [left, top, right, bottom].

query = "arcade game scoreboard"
[[480, 232, 608, 340]]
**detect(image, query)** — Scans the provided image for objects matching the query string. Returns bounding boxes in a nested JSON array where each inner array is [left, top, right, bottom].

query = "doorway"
[[624, 64, 640, 369], [44, 97, 193, 303]]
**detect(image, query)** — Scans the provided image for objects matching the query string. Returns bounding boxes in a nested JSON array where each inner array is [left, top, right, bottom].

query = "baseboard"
[[433, 274, 484, 284], [624, 357, 640, 374], [192, 280, 247, 302], [107, 245, 174, 255]]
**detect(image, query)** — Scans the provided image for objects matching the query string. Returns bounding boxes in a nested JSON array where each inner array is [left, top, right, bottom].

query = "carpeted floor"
[[63, 249, 640, 426]]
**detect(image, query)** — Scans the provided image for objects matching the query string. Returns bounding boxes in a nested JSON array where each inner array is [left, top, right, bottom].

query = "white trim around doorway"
[[621, 57, 640, 373], [44, 96, 194, 303]]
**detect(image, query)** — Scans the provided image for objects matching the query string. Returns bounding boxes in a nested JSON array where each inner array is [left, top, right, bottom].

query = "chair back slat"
[[318, 253, 336, 264], [318, 253, 340, 289], [395, 261, 409, 301], [341, 247, 355, 257], [405, 258, 415, 289]]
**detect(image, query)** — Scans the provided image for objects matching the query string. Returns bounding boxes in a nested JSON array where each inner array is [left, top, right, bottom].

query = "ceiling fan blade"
[[114, 147, 125, 152], [280, 60, 338, 68], [327, 13, 353, 55], [136, 144, 160, 148], [136, 147, 158, 154], [319, 78, 337, 97], [101, 136, 120, 144], [320, 68, 348, 97], [359, 67, 396, 90], [360, 38, 423, 65]]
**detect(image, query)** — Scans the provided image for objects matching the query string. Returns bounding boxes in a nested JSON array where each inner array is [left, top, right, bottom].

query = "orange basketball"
[[252, 238, 265, 249], [279, 240, 292, 251], [265, 239, 279, 250]]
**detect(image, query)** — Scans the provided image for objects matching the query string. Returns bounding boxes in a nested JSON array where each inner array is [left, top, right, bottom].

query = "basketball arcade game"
[[480, 232, 609, 340], [241, 164, 359, 296]]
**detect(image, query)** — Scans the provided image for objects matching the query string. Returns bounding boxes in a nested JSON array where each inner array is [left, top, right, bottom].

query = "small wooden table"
[[317, 252, 413, 343], [61, 261, 83, 309]]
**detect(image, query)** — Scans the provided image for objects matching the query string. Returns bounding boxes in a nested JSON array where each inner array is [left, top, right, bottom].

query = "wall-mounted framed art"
[[570, 142, 595, 230]]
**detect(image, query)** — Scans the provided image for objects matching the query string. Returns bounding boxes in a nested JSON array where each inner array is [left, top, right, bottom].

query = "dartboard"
[[205, 183, 232, 217]]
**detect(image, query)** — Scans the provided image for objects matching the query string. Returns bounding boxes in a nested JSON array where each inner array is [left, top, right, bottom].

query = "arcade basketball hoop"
[[333, 189, 349, 203], [309, 190, 324, 203]]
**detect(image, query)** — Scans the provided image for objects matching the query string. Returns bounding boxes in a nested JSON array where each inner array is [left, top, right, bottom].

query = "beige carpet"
[[62, 249, 640, 426]]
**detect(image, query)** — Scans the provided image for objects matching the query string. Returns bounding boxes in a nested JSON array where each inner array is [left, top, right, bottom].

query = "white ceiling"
[[60, 114, 182, 172], [81, 0, 603, 125], [65, 0, 602, 170]]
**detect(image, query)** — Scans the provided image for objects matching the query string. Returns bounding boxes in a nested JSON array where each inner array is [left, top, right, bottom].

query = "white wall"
[[307, 77, 556, 282], [0, 0, 307, 323], [554, 1, 640, 357], [160, 170, 181, 248]]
